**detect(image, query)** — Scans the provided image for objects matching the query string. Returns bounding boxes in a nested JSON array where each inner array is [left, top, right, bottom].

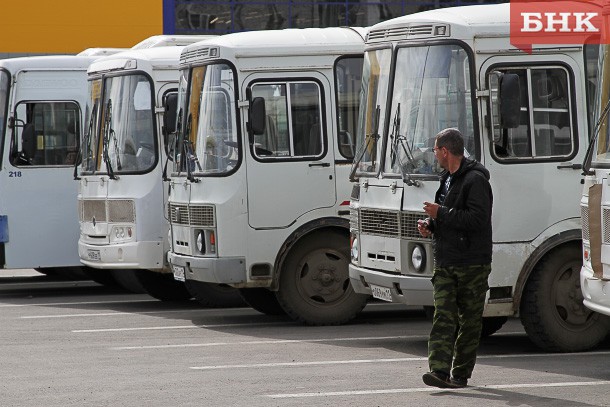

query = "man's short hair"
[[436, 128, 464, 156]]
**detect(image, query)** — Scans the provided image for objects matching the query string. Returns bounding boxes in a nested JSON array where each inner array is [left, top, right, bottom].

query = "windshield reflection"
[[591, 44, 610, 164], [385, 44, 474, 177], [82, 75, 156, 175], [175, 63, 239, 176], [99, 75, 156, 173], [352, 48, 392, 177]]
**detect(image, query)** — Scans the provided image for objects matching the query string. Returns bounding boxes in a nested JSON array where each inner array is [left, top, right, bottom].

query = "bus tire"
[[275, 230, 368, 325], [135, 269, 192, 301], [520, 244, 610, 352], [238, 288, 286, 315], [185, 281, 246, 308]]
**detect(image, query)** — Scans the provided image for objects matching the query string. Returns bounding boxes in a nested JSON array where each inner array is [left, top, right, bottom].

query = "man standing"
[[417, 128, 493, 388]]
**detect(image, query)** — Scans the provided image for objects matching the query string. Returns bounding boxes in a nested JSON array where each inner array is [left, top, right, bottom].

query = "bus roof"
[[131, 35, 215, 50], [367, 3, 510, 43], [0, 55, 97, 73], [87, 46, 184, 75], [181, 27, 367, 66]]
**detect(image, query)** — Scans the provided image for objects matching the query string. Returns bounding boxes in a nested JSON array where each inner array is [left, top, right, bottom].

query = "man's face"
[[433, 141, 448, 170]]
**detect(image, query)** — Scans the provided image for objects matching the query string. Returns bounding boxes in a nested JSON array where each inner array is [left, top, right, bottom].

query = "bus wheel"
[[276, 230, 369, 325], [185, 281, 246, 308], [480, 316, 508, 338], [109, 269, 147, 293], [238, 288, 286, 315], [520, 244, 610, 352], [135, 270, 192, 301]]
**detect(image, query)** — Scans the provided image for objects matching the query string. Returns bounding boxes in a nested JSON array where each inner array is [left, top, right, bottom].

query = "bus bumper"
[[168, 252, 246, 284], [349, 263, 433, 306], [78, 240, 163, 270], [581, 265, 610, 317]]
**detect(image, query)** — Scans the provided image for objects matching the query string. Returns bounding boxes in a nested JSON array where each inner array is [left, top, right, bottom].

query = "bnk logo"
[[510, 0, 608, 54]]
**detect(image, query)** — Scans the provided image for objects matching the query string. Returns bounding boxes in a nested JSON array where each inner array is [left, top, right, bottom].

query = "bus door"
[[245, 74, 336, 229], [481, 56, 584, 242], [1, 70, 84, 268]]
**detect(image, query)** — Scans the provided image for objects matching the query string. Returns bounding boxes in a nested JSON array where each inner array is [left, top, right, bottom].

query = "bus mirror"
[[163, 93, 179, 137], [249, 97, 266, 136], [499, 73, 520, 129]]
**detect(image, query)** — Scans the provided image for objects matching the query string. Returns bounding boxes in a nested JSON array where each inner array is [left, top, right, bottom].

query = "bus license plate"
[[172, 265, 185, 282], [370, 284, 392, 302], [87, 249, 101, 261]]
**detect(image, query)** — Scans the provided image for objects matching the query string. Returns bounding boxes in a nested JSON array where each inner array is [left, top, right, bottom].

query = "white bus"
[[580, 43, 610, 319], [0, 55, 103, 276], [167, 27, 370, 324], [76, 43, 243, 304], [348, 4, 610, 351]]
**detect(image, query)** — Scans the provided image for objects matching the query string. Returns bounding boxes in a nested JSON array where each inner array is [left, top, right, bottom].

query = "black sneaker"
[[450, 376, 468, 387], [422, 371, 452, 388]]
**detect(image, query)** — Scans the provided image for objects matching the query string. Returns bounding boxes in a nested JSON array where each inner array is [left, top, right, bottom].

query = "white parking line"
[[265, 380, 610, 398], [20, 308, 232, 319], [0, 299, 155, 307], [72, 321, 287, 333], [112, 335, 419, 350], [192, 357, 427, 370], [190, 350, 610, 370], [113, 332, 525, 351]]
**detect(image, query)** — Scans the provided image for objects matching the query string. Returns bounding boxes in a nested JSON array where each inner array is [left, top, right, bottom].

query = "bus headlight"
[[194, 229, 216, 255], [196, 230, 205, 254], [411, 244, 426, 273]]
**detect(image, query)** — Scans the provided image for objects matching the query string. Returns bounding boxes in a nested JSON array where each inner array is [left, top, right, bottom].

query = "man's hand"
[[417, 219, 432, 238], [423, 201, 440, 219]]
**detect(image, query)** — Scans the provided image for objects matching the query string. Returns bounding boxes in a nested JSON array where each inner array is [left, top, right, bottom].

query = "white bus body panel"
[[0, 58, 92, 269]]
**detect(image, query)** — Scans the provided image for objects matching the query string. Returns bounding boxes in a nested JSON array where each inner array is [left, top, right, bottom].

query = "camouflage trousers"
[[428, 263, 492, 378]]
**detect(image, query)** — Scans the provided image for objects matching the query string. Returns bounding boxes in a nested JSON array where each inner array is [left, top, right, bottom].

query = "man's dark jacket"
[[428, 157, 493, 267]]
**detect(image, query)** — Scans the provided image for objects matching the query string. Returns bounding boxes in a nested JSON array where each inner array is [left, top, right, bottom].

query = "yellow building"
[[1, 0, 163, 56]]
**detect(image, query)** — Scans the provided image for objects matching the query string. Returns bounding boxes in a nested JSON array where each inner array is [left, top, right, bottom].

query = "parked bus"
[[580, 42, 610, 320], [347, 3, 610, 351], [167, 27, 369, 324], [76, 41, 243, 304], [0, 55, 109, 276]]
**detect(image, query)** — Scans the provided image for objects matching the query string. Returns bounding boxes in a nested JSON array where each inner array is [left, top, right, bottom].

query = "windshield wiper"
[[74, 103, 98, 180], [102, 99, 119, 180], [181, 114, 201, 183], [388, 104, 421, 187], [349, 105, 380, 182], [582, 97, 610, 175]]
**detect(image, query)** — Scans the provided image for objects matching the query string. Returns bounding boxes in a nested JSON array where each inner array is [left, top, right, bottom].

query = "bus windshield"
[[590, 44, 610, 166], [98, 74, 156, 174], [351, 48, 392, 178], [175, 63, 238, 176], [385, 44, 475, 177]]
